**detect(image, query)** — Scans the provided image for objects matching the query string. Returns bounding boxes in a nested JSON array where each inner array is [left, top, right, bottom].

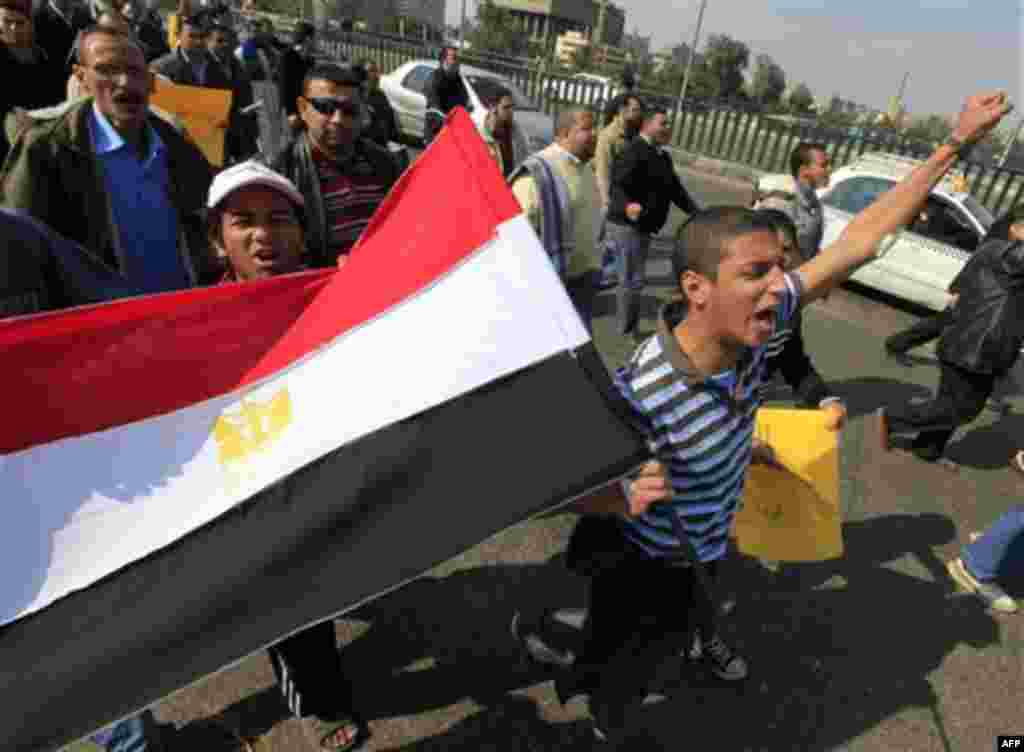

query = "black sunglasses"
[[307, 97, 360, 118]]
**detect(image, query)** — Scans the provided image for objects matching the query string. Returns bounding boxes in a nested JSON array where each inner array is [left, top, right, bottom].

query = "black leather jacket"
[[271, 133, 399, 268], [938, 239, 1024, 375]]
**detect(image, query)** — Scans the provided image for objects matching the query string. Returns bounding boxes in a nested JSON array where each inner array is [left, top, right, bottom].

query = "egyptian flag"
[[0, 110, 648, 751]]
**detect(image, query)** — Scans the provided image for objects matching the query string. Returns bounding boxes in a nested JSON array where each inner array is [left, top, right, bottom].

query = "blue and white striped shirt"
[[616, 272, 803, 563]]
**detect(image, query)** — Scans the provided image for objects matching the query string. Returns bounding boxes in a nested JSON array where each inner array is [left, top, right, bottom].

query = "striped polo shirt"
[[313, 147, 391, 260], [616, 272, 803, 563]]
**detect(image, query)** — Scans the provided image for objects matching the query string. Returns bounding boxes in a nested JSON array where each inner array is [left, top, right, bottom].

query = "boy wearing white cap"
[[207, 160, 369, 752]]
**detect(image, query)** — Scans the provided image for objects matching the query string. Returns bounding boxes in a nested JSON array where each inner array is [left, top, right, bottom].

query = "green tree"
[[467, 0, 528, 55], [750, 54, 786, 107], [702, 33, 749, 99], [787, 82, 814, 114]]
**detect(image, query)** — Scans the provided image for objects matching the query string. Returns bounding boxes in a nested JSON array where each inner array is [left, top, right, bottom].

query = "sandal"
[[301, 716, 368, 752]]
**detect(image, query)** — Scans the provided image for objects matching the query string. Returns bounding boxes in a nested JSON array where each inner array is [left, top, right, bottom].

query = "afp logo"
[[999, 736, 1024, 749]]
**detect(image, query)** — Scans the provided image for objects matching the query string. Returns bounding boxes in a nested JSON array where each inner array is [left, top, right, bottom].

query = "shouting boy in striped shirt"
[[521, 92, 1010, 743]]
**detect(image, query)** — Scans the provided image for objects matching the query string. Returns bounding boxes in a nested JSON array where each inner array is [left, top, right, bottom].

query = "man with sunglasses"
[[271, 63, 399, 268]]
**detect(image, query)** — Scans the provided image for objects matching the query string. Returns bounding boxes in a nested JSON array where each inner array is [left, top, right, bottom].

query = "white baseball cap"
[[207, 160, 305, 211]]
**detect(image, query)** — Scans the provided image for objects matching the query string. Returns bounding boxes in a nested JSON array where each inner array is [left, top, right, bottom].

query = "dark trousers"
[[267, 621, 359, 722], [568, 530, 716, 733], [764, 314, 828, 407], [885, 306, 955, 355], [887, 361, 997, 459], [566, 269, 598, 334]]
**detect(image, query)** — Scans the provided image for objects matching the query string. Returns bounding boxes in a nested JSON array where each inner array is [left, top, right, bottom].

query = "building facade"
[[491, 0, 624, 46], [337, 0, 445, 33]]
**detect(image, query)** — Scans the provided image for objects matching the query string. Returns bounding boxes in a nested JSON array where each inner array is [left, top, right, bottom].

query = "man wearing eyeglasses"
[[271, 63, 399, 268], [2, 25, 216, 292]]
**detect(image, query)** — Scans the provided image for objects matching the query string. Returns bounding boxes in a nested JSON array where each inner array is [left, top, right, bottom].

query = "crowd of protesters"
[[0, 2, 1021, 748]]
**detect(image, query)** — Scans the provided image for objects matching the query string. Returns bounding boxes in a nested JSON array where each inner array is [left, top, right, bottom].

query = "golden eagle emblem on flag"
[[213, 389, 293, 472]]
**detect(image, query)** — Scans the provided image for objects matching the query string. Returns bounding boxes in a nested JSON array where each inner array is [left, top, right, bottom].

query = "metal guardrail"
[[304, 25, 1024, 218]]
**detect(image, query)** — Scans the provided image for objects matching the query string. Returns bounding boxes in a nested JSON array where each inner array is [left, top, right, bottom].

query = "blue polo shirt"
[[89, 105, 190, 294]]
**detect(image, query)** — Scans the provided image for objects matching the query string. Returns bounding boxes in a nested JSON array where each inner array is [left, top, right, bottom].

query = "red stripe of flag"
[[0, 109, 521, 454]]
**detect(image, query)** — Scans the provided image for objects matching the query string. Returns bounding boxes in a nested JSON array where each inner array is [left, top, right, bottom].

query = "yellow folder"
[[733, 408, 844, 562], [150, 78, 232, 167]]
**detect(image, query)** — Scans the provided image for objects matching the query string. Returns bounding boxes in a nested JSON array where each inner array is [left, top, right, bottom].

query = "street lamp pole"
[[460, 0, 467, 46], [673, 0, 708, 136]]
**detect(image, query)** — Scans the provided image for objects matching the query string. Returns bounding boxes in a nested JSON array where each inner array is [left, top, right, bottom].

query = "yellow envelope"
[[733, 408, 844, 562], [151, 78, 232, 166]]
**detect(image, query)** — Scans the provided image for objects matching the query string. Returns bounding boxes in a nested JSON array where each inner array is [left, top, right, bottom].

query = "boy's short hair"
[[642, 106, 668, 123], [672, 207, 778, 284]]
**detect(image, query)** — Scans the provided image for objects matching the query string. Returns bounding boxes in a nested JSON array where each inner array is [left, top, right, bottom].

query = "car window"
[[466, 75, 538, 111], [402, 65, 433, 95], [822, 176, 896, 214], [911, 196, 982, 252]]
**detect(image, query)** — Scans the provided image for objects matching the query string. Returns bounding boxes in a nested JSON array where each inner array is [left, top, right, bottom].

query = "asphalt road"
[[143, 170, 1024, 752]]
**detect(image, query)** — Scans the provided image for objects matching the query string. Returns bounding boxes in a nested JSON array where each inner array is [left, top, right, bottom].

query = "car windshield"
[[962, 194, 994, 232], [467, 75, 538, 112]]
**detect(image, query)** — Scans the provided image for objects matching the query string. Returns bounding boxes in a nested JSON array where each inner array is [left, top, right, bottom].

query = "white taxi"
[[818, 152, 995, 311]]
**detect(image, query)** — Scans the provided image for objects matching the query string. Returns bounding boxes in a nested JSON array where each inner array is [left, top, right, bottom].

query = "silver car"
[[380, 59, 553, 153]]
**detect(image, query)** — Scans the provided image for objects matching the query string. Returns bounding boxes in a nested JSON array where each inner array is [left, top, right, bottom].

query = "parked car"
[[380, 60, 554, 153], [818, 152, 995, 311]]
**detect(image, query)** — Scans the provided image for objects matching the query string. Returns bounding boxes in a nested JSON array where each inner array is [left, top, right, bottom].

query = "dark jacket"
[[0, 97, 217, 286], [33, 0, 93, 74], [0, 45, 66, 165], [364, 88, 400, 147], [278, 46, 313, 117], [210, 51, 260, 162], [607, 135, 699, 235], [271, 132, 399, 268], [938, 239, 1024, 375], [425, 66, 469, 115], [152, 47, 233, 90], [0, 207, 141, 318], [130, 12, 170, 63]]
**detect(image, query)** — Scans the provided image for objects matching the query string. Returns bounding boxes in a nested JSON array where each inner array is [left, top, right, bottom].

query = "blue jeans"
[[605, 222, 652, 335], [90, 711, 157, 752], [962, 505, 1024, 584]]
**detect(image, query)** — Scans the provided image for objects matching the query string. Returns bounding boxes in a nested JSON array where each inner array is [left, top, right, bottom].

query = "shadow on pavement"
[[944, 413, 1024, 470], [218, 511, 1001, 751], [827, 376, 933, 419]]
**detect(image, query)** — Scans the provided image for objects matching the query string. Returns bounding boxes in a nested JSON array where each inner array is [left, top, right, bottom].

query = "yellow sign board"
[[150, 78, 232, 166], [733, 408, 844, 562]]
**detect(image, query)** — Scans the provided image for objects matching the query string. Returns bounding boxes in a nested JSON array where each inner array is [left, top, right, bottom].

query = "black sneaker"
[[701, 634, 748, 681], [511, 611, 576, 668]]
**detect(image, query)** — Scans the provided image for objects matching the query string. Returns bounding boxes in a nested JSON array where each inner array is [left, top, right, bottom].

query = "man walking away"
[[593, 93, 642, 289], [424, 45, 468, 145], [878, 221, 1024, 465], [509, 107, 601, 331], [606, 106, 699, 336]]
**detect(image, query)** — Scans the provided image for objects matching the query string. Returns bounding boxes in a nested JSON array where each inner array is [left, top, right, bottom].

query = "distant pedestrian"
[[606, 106, 699, 336], [471, 82, 528, 177], [357, 58, 400, 149], [423, 45, 468, 145], [508, 107, 602, 330]]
